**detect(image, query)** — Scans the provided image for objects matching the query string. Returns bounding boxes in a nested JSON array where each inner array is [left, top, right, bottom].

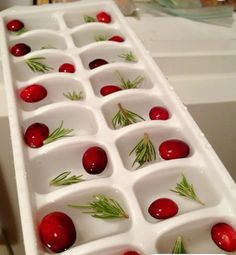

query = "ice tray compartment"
[[28, 141, 113, 194], [1, 1, 236, 255], [72, 24, 125, 48], [156, 215, 236, 254], [18, 75, 86, 111]]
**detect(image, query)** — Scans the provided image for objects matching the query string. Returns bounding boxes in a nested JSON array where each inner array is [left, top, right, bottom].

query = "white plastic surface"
[[0, 1, 236, 255]]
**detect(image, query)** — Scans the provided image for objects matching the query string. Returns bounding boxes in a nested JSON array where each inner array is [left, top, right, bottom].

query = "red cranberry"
[[211, 223, 236, 252], [39, 211, 76, 253], [123, 251, 140, 255], [10, 43, 31, 57], [58, 63, 75, 73], [24, 123, 49, 148], [109, 35, 124, 42], [20, 84, 47, 103], [7, 19, 24, 32], [148, 198, 178, 219], [159, 139, 190, 160], [82, 146, 108, 174], [88, 58, 108, 69], [149, 106, 169, 120], [100, 85, 122, 96], [96, 11, 111, 23]]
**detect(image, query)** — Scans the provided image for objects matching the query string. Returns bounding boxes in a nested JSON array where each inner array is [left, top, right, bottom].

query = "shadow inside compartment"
[[0, 118, 19, 246]]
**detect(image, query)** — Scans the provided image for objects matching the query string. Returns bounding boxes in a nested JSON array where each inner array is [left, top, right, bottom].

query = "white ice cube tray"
[[0, 1, 236, 254]]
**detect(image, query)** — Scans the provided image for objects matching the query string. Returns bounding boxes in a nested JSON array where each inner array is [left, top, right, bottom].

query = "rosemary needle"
[[116, 71, 144, 89], [63, 91, 83, 101], [129, 133, 156, 169], [43, 121, 73, 145], [25, 57, 53, 73], [68, 194, 129, 219], [112, 103, 145, 129], [170, 174, 205, 206], [172, 236, 187, 254], [50, 171, 84, 186]]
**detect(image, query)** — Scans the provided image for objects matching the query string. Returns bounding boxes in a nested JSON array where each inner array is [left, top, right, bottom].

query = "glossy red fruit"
[[148, 198, 178, 219], [82, 146, 108, 174], [10, 43, 31, 57], [211, 223, 236, 252], [39, 211, 76, 253], [109, 35, 124, 42], [6, 19, 24, 32], [100, 85, 122, 96], [20, 84, 47, 103], [96, 11, 111, 23], [89, 58, 108, 69], [24, 123, 49, 148], [58, 63, 75, 73], [149, 106, 169, 120], [123, 251, 140, 255], [159, 139, 190, 160]]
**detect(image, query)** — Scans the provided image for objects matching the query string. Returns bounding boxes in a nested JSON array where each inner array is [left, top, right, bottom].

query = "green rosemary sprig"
[[43, 121, 73, 145], [170, 174, 205, 206], [41, 44, 56, 49], [50, 171, 84, 186], [172, 236, 187, 254], [68, 194, 129, 219], [129, 133, 156, 169], [14, 27, 27, 35], [116, 71, 144, 89], [63, 91, 83, 101], [95, 34, 107, 41], [112, 103, 145, 129], [25, 57, 53, 73], [118, 51, 137, 62], [84, 15, 96, 23]]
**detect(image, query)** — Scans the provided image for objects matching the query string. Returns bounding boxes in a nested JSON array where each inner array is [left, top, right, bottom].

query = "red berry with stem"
[[20, 84, 47, 103], [7, 19, 24, 32], [89, 58, 108, 69], [59, 63, 75, 73], [148, 198, 178, 219], [10, 43, 31, 57], [100, 85, 122, 96], [211, 223, 236, 252], [24, 123, 49, 148], [159, 139, 190, 160], [123, 251, 140, 255], [109, 35, 124, 42], [96, 11, 111, 23], [149, 106, 169, 120], [82, 146, 108, 174], [39, 211, 76, 253]]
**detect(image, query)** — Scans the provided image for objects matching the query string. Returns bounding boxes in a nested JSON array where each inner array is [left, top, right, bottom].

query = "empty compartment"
[[72, 24, 125, 47], [37, 186, 131, 249], [134, 165, 221, 223], [116, 126, 194, 171], [90, 66, 153, 97], [156, 215, 236, 254], [102, 92, 171, 130], [18, 75, 85, 111], [80, 44, 139, 70], [12, 51, 77, 81], [28, 141, 113, 194]]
